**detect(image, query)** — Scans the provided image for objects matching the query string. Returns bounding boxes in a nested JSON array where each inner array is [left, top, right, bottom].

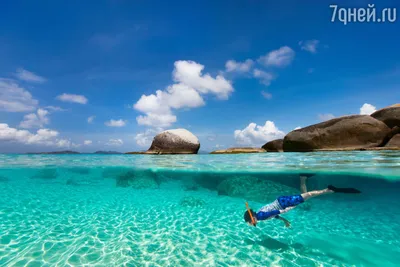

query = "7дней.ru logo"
[[330, 4, 396, 25]]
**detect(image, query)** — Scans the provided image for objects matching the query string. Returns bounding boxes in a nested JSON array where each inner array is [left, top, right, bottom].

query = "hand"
[[284, 221, 291, 228]]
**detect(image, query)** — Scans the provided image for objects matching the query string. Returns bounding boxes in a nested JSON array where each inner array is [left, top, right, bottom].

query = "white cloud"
[[318, 114, 335, 121], [134, 60, 233, 128], [225, 59, 253, 73], [234, 121, 285, 146], [299, 40, 320, 54], [294, 126, 302, 130], [0, 123, 59, 146], [136, 113, 177, 128], [173, 60, 233, 99], [56, 139, 71, 148], [106, 138, 123, 146], [0, 78, 39, 112], [135, 129, 158, 147], [45, 106, 66, 112], [258, 46, 295, 67], [19, 108, 50, 129], [56, 93, 88, 104], [84, 140, 92, 145], [261, 91, 272, 99], [105, 119, 127, 127], [54, 139, 81, 148], [360, 103, 377, 115], [253, 69, 275, 86], [15, 68, 46, 83], [87, 116, 95, 123]]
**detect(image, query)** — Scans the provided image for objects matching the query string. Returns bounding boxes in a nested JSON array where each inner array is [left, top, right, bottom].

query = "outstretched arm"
[[279, 206, 296, 214], [275, 215, 291, 228]]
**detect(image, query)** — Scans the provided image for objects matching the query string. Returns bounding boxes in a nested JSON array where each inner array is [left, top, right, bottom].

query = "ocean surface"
[[0, 152, 399, 267]]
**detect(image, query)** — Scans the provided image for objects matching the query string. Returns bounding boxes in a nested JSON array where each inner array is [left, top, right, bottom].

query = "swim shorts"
[[277, 195, 304, 209]]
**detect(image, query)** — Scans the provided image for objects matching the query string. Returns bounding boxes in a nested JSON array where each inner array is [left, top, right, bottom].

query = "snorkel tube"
[[245, 202, 256, 227]]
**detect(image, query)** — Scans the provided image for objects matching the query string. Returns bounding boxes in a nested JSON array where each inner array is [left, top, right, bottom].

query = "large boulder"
[[210, 147, 266, 154], [262, 139, 283, 152], [147, 129, 200, 154], [283, 115, 391, 152], [371, 104, 400, 128], [385, 134, 400, 147]]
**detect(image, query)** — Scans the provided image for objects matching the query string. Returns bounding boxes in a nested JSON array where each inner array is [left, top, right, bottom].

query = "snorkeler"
[[244, 174, 361, 227]]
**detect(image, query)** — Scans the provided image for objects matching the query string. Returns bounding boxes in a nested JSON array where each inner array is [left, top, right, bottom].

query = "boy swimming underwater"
[[244, 175, 361, 227]]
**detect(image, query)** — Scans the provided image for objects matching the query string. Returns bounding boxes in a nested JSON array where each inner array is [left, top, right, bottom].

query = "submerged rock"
[[116, 170, 159, 189], [217, 176, 297, 201], [66, 167, 90, 175], [262, 139, 283, 152], [371, 104, 400, 129], [0, 176, 9, 183], [146, 128, 200, 154], [283, 115, 391, 152], [210, 147, 266, 154], [31, 169, 58, 179], [179, 196, 206, 207], [217, 176, 311, 210]]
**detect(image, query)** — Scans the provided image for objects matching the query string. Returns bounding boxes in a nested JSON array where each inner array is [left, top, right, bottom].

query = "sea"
[[0, 151, 399, 266]]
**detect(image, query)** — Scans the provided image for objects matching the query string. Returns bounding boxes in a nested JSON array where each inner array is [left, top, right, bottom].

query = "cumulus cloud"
[[134, 60, 233, 128], [56, 93, 88, 104], [253, 69, 275, 86], [19, 108, 50, 129], [105, 119, 127, 127], [45, 106, 66, 112], [261, 91, 272, 99], [135, 129, 158, 147], [0, 78, 39, 112], [136, 113, 177, 128], [299, 40, 320, 54], [106, 138, 123, 146], [0, 123, 59, 146], [84, 140, 92, 145], [225, 59, 253, 73], [258, 46, 295, 67], [360, 103, 377, 115], [15, 68, 47, 83], [87, 116, 95, 123], [318, 114, 335, 121], [0, 123, 83, 149], [234, 121, 285, 146]]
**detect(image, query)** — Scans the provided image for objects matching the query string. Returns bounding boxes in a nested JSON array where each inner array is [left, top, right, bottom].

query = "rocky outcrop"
[[262, 139, 283, 152], [146, 129, 200, 154], [385, 134, 400, 147], [210, 147, 266, 154], [283, 115, 391, 152], [371, 104, 400, 128]]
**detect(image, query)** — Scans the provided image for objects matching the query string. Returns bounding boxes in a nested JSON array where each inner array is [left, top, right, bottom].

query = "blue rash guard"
[[255, 195, 305, 221], [255, 199, 282, 221]]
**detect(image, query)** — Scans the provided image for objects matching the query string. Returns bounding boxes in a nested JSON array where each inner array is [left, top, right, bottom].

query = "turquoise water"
[[0, 152, 399, 266]]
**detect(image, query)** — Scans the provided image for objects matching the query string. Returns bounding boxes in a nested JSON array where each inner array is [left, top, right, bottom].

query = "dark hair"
[[244, 209, 257, 226]]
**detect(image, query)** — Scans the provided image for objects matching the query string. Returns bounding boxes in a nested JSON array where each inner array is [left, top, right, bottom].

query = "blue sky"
[[0, 0, 399, 153]]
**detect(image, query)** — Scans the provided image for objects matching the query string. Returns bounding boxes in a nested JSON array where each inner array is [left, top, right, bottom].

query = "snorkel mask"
[[245, 202, 256, 227]]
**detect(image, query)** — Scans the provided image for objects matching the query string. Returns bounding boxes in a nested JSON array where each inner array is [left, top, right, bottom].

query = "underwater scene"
[[0, 152, 400, 267]]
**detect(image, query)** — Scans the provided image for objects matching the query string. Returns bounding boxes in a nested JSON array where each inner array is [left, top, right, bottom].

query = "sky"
[[0, 0, 399, 153]]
